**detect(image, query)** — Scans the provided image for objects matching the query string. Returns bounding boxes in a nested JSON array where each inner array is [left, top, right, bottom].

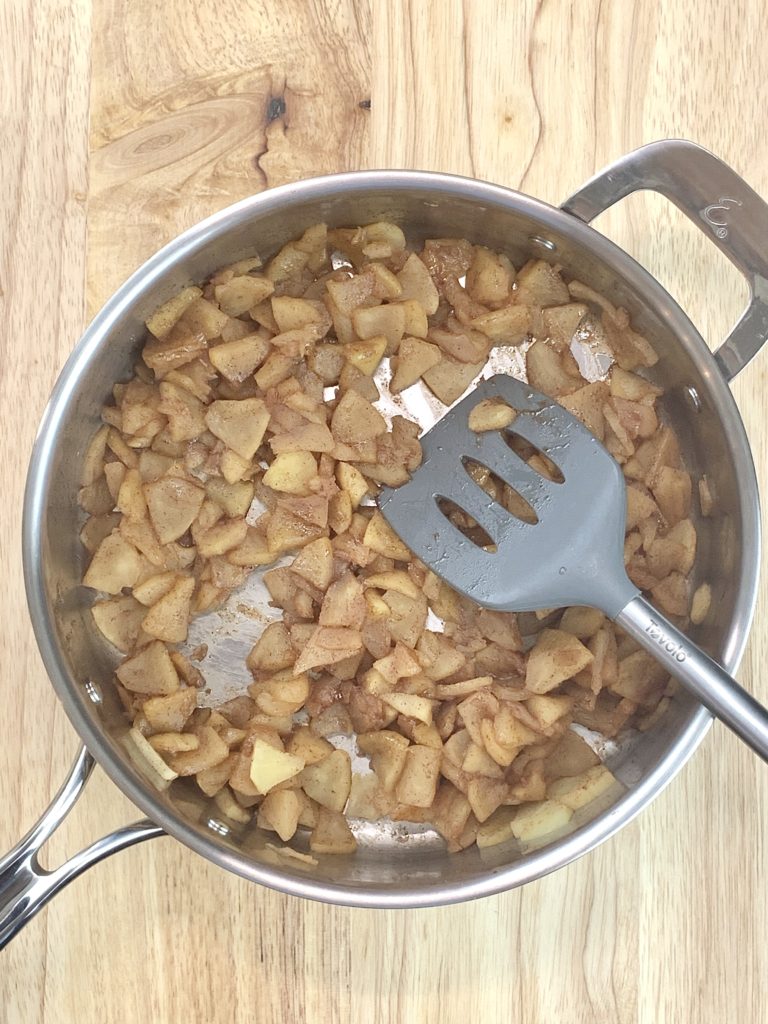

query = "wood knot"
[[267, 96, 286, 122]]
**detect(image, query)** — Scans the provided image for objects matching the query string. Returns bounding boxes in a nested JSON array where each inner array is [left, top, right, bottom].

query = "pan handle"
[[0, 746, 164, 950], [560, 139, 768, 382]]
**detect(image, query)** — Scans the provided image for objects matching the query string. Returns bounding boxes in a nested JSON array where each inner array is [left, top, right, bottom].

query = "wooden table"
[[3, 2, 767, 1020]]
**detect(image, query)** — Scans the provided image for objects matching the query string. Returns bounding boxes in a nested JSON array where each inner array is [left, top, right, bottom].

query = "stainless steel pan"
[[3, 139, 768, 946]]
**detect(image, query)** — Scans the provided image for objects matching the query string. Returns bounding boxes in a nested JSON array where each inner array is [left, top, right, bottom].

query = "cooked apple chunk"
[[205, 398, 270, 460]]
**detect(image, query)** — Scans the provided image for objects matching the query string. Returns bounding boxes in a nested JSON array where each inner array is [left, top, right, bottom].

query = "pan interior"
[[26, 174, 756, 903]]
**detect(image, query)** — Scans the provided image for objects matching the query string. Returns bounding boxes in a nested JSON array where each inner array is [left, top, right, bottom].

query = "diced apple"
[[335, 462, 370, 509], [116, 640, 179, 695], [259, 789, 301, 841], [246, 622, 296, 673], [249, 739, 305, 794], [363, 512, 411, 561], [344, 335, 388, 375], [292, 626, 363, 674], [143, 688, 198, 732], [309, 807, 357, 854], [467, 398, 517, 433], [205, 398, 270, 460], [214, 275, 274, 316], [390, 336, 442, 393], [356, 730, 409, 792], [141, 575, 195, 644], [205, 477, 255, 518], [510, 799, 573, 841], [394, 745, 441, 807], [525, 629, 594, 693], [467, 777, 508, 823], [83, 532, 143, 594], [167, 725, 230, 776], [208, 334, 271, 383], [286, 726, 334, 766], [396, 254, 439, 314], [381, 692, 434, 725], [546, 765, 618, 810], [300, 749, 352, 812], [331, 390, 387, 444], [91, 596, 147, 653], [143, 477, 205, 545], [422, 356, 484, 406], [263, 451, 318, 495], [145, 286, 203, 339]]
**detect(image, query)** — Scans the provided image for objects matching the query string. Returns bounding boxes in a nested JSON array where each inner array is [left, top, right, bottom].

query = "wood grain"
[[2, 1, 767, 1021]]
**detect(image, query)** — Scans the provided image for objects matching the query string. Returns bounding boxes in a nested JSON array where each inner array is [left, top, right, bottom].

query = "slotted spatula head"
[[378, 374, 638, 618]]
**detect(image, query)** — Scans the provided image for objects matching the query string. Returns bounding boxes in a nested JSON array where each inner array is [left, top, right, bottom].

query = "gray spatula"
[[378, 373, 768, 762]]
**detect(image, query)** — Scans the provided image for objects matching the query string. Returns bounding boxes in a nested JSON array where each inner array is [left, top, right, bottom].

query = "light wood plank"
[[2, 1, 767, 1021]]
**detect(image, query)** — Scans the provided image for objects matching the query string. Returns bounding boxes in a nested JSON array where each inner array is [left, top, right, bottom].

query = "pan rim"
[[22, 168, 758, 907]]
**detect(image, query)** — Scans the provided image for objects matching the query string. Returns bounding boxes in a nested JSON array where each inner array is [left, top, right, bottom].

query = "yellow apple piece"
[[510, 799, 573, 842], [525, 628, 594, 694], [195, 518, 249, 558], [167, 726, 230, 776], [422, 356, 484, 406], [390, 336, 442, 392], [356, 730, 409, 792], [394, 745, 441, 807], [213, 787, 252, 824], [83, 532, 143, 594], [91, 596, 147, 653], [124, 727, 178, 786], [285, 726, 334, 766], [259, 789, 301, 841], [208, 334, 271, 383], [476, 806, 517, 849], [142, 688, 198, 732], [147, 732, 200, 755], [263, 451, 318, 495], [145, 286, 203, 339], [300, 749, 352, 812], [246, 621, 296, 673], [227, 528, 278, 567], [214, 275, 274, 316], [467, 397, 517, 433], [204, 398, 270, 460], [116, 640, 179, 695], [292, 626, 363, 674], [335, 462, 369, 508], [249, 739, 305, 794], [381, 692, 434, 725], [467, 777, 508, 823], [396, 253, 439, 314], [290, 537, 334, 590], [363, 512, 411, 561], [546, 765, 619, 810], [141, 575, 195, 644], [309, 808, 357, 855], [143, 476, 205, 544], [205, 477, 255, 518], [330, 389, 386, 444], [271, 295, 330, 333], [352, 303, 406, 354], [132, 571, 179, 607], [513, 259, 570, 306], [344, 335, 388, 375]]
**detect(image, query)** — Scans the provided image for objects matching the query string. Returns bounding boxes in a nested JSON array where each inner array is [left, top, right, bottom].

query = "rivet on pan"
[[84, 680, 102, 704], [529, 235, 557, 253], [684, 385, 702, 412], [206, 818, 230, 837]]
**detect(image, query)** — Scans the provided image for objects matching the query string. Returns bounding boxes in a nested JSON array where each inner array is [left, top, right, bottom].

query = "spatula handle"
[[616, 595, 768, 762]]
